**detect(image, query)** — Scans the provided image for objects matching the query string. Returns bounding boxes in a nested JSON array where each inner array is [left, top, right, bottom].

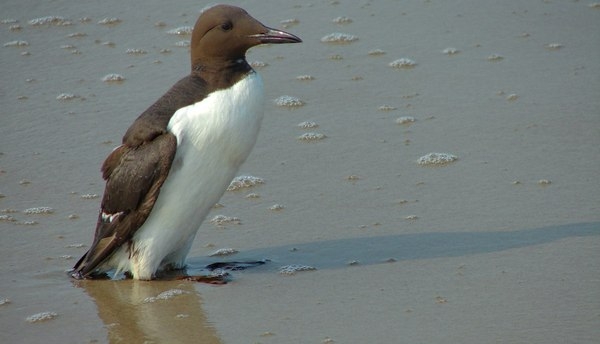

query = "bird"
[[70, 4, 301, 280]]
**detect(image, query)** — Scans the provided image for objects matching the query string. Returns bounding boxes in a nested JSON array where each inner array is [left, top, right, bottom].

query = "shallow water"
[[2, 0, 600, 343]]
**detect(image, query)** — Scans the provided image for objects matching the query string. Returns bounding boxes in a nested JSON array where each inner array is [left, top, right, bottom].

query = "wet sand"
[[1, 0, 599, 343]]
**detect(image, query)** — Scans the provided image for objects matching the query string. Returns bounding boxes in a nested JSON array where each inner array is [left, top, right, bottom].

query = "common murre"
[[71, 4, 301, 280]]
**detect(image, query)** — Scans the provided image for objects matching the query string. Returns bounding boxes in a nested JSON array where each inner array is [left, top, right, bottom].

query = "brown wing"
[[72, 133, 177, 278]]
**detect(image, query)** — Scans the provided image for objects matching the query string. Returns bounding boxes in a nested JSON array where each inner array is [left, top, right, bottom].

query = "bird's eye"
[[221, 22, 233, 31]]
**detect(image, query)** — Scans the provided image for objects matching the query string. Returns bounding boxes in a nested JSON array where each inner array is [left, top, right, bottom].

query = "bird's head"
[[190, 5, 301, 69]]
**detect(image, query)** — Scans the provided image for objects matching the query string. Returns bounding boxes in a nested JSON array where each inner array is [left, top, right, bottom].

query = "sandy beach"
[[1, 0, 599, 343]]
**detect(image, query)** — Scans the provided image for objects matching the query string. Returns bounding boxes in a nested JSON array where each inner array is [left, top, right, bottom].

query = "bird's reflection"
[[74, 279, 223, 344]]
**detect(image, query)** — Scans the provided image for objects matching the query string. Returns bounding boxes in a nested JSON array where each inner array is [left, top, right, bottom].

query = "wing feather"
[[72, 133, 177, 277]]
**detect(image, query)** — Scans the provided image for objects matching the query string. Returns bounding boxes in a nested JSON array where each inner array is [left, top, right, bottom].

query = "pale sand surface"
[[1, 0, 600, 343]]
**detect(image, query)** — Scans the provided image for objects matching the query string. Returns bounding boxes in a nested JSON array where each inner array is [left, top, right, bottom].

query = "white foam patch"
[[209, 248, 238, 256], [250, 61, 268, 68], [487, 54, 504, 61], [297, 132, 326, 141], [320, 32, 358, 43], [378, 105, 397, 111], [0, 215, 16, 222], [126, 48, 147, 55], [396, 116, 416, 125], [23, 207, 54, 214], [209, 215, 241, 226], [297, 121, 318, 129], [28, 16, 71, 26], [417, 152, 458, 166], [280, 18, 299, 27], [97, 17, 121, 25], [227, 175, 264, 191], [102, 73, 125, 82], [174, 40, 190, 48], [442, 47, 460, 55], [67, 32, 86, 38], [16, 220, 38, 226], [296, 75, 315, 81], [389, 58, 417, 69], [3, 40, 29, 47], [544, 43, 563, 50], [269, 204, 285, 211], [274, 95, 304, 107], [332, 16, 353, 24], [56, 93, 79, 101], [368, 49, 386, 56], [279, 265, 317, 275], [26, 311, 58, 323], [166, 26, 193, 35]]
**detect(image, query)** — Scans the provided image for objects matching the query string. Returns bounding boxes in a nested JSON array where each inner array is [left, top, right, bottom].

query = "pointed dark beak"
[[250, 27, 302, 44]]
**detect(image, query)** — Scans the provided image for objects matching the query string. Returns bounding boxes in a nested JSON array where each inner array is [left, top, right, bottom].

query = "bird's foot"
[[176, 273, 230, 284]]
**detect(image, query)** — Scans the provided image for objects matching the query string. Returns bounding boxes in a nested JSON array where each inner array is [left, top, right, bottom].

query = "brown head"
[[190, 5, 301, 70]]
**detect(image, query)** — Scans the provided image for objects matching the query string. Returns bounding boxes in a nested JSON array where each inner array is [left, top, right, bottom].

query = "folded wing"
[[72, 133, 177, 278]]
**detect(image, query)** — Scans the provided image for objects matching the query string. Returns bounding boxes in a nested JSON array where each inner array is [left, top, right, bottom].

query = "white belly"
[[112, 72, 265, 279]]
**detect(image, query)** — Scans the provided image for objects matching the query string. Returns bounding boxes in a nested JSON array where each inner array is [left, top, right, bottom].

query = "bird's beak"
[[250, 27, 302, 44]]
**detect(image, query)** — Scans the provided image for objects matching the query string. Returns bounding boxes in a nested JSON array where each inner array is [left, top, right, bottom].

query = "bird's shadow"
[[187, 222, 600, 274]]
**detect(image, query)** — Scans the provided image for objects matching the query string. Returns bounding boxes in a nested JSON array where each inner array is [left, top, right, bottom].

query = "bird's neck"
[[191, 58, 253, 91]]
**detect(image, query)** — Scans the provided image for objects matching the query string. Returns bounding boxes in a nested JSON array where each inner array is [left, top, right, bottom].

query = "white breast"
[[113, 72, 265, 279]]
